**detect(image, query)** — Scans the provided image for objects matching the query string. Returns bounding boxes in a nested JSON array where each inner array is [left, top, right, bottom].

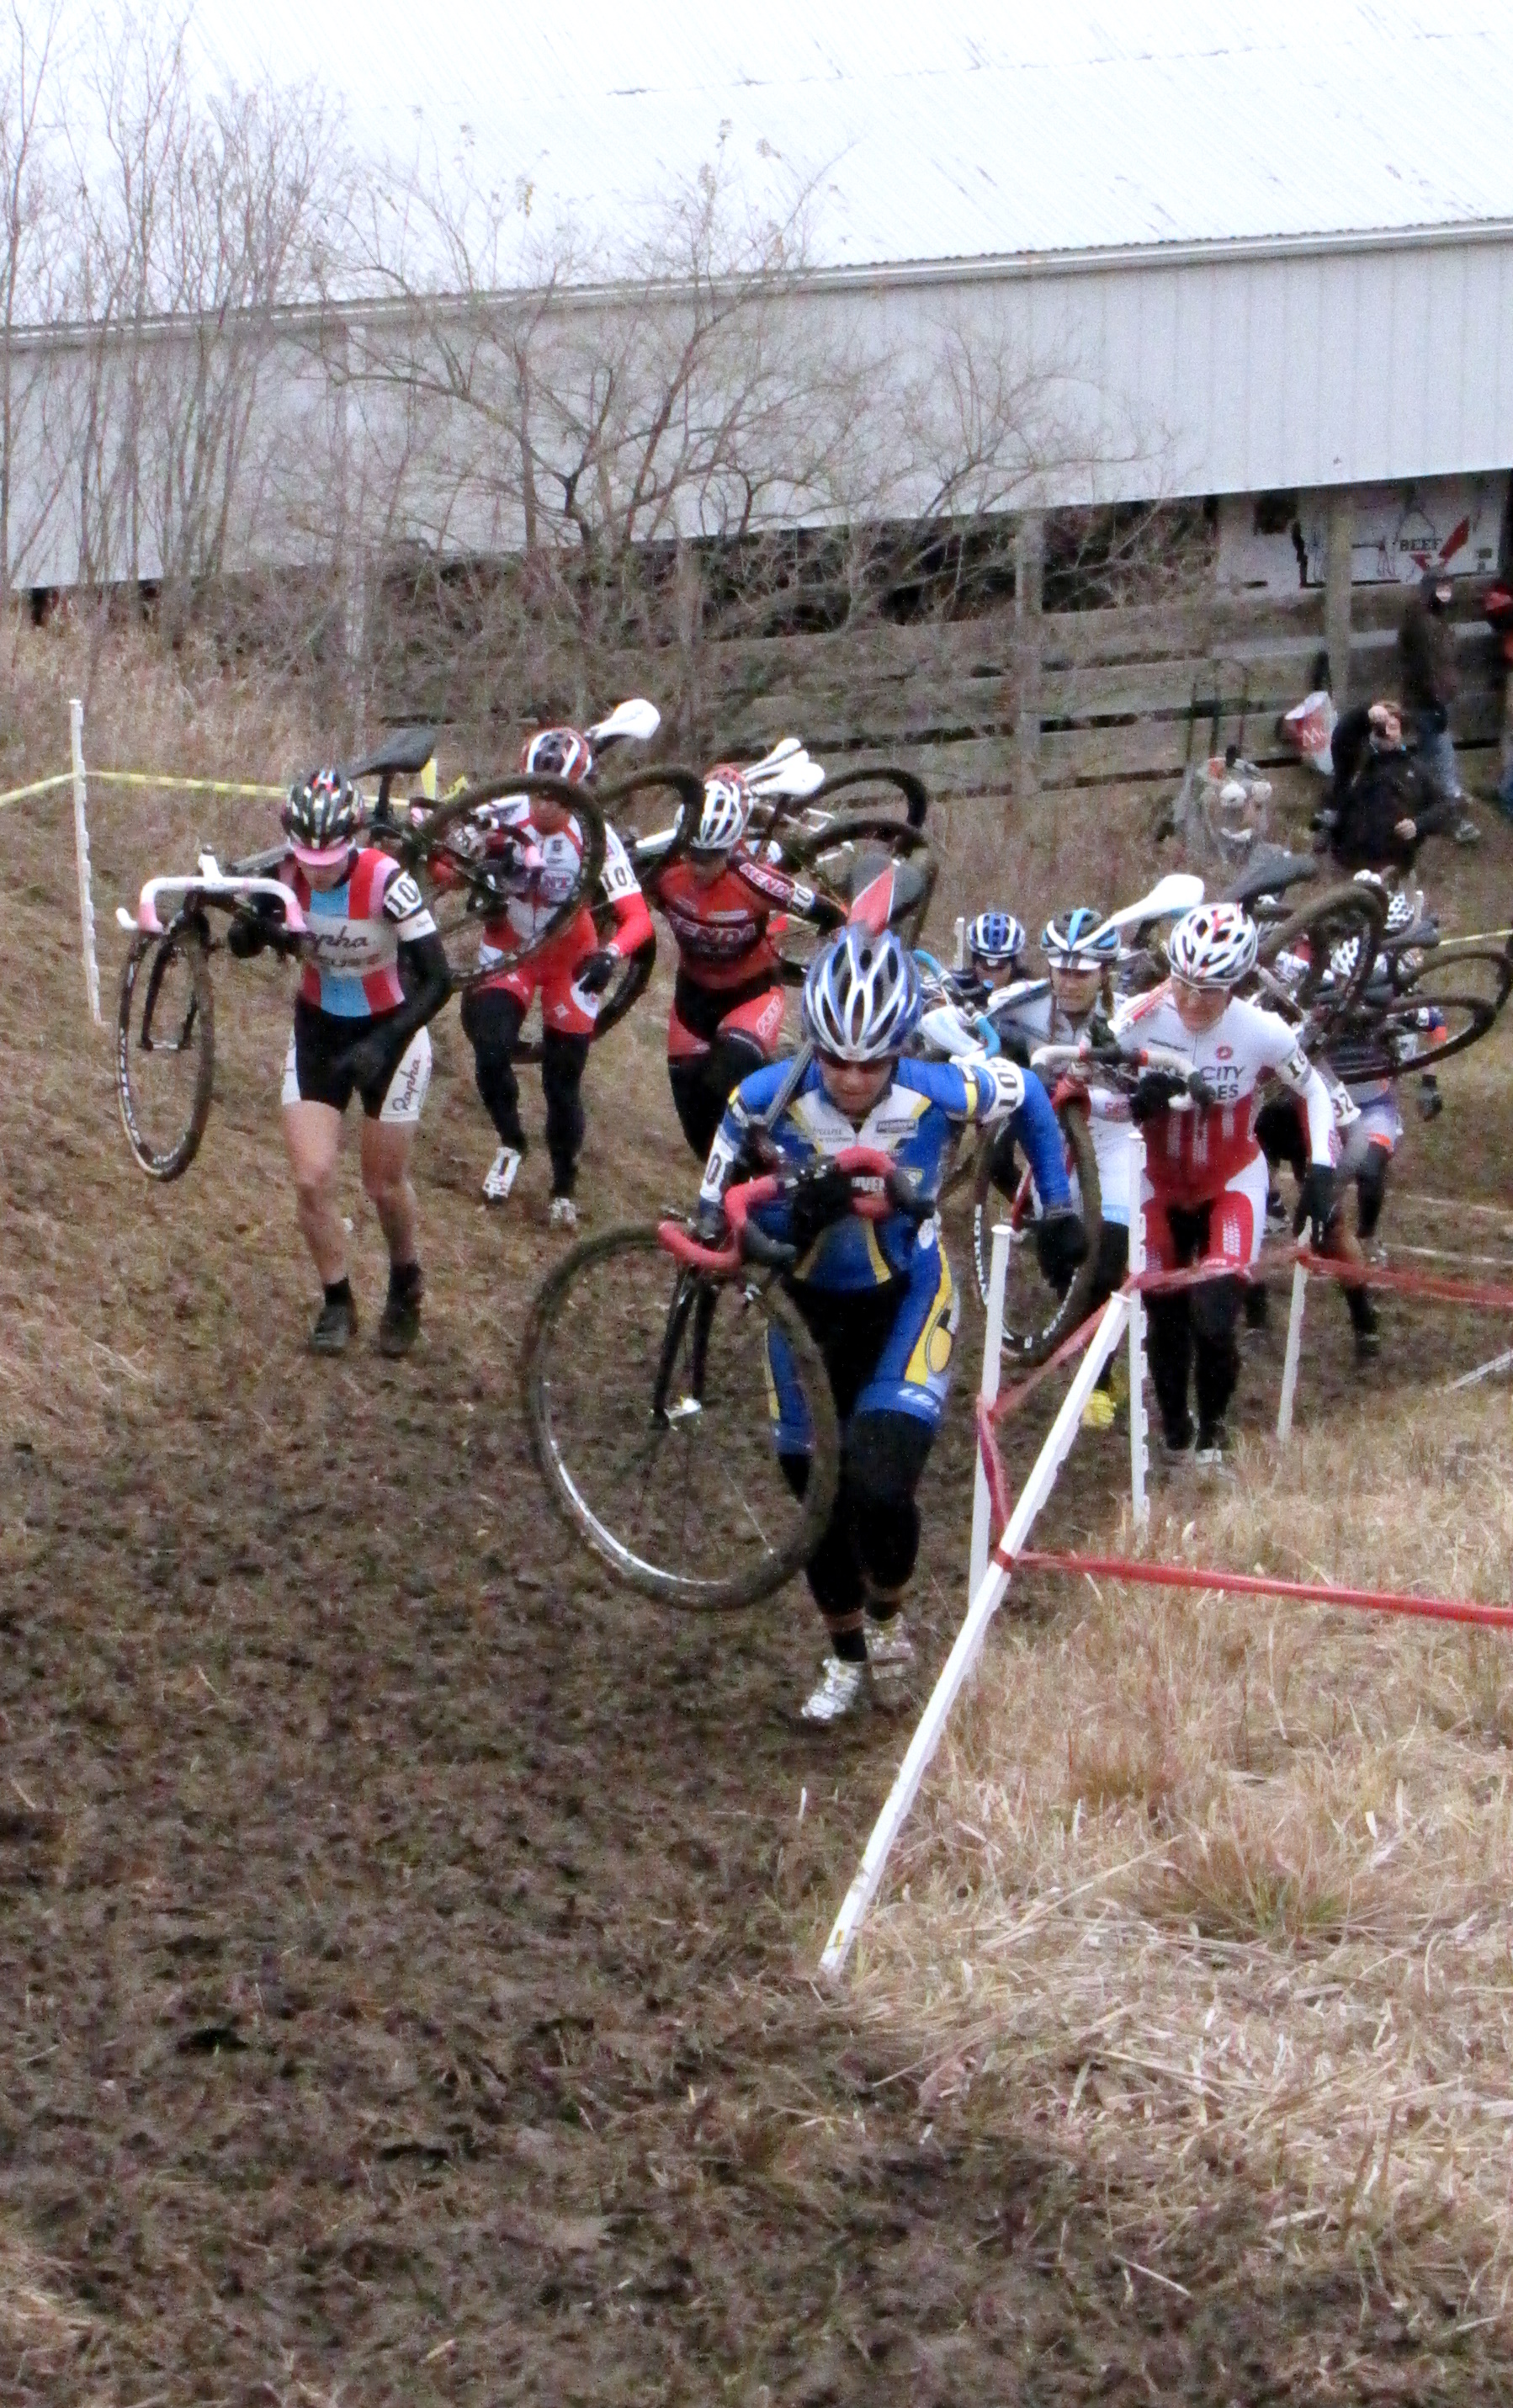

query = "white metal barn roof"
[[171, 0, 1513, 280]]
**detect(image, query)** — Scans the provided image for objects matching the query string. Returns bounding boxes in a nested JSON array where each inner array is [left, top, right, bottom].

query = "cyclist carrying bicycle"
[[695, 924, 1083, 1724], [234, 768, 453, 1355], [990, 907, 1133, 1427], [641, 768, 845, 1158], [439, 726, 654, 1230], [1110, 901, 1336, 1466]]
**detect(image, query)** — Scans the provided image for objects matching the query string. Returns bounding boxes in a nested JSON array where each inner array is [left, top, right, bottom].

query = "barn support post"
[[1325, 490, 1354, 706], [1014, 510, 1044, 816]]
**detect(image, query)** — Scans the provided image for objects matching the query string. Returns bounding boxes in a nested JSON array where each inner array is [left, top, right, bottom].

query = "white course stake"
[[953, 914, 967, 971], [70, 698, 102, 1028], [969, 1220, 1012, 1603], [1125, 1130, 1149, 1534], [1450, 1345, 1513, 1393], [820, 1285, 1131, 1980], [1276, 1260, 1309, 1443]]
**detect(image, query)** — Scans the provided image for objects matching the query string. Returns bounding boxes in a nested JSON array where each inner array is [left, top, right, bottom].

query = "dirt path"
[[4, 1109, 1509, 2405]]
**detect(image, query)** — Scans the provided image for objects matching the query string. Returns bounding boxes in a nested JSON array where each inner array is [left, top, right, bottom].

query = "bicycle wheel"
[[412, 772, 608, 989], [1367, 951, 1504, 1070], [116, 919, 216, 1180], [969, 1099, 1102, 1363], [1391, 941, 1513, 1021], [523, 1225, 841, 1610], [1256, 879, 1387, 1021]]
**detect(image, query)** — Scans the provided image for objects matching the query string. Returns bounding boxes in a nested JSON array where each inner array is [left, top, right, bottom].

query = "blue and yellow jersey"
[[699, 1054, 1070, 1293]]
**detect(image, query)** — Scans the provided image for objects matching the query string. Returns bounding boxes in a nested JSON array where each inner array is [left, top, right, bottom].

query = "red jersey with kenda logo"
[[647, 851, 818, 991], [1110, 984, 1335, 1204]]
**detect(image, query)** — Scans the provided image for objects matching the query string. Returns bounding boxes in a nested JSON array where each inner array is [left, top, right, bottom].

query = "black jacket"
[[1327, 706, 1453, 872]]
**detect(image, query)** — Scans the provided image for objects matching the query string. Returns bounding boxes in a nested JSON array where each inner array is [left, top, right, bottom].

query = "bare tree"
[[0, 0, 68, 591]]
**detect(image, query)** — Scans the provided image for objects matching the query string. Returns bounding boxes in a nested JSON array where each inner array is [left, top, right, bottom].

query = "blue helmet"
[[1042, 906, 1118, 968], [966, 910, 1027, 969], [802, 927, 920, 1061]]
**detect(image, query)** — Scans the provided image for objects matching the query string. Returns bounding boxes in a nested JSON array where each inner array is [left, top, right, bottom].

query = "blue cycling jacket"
[[698, 1054, 1070, 1294]]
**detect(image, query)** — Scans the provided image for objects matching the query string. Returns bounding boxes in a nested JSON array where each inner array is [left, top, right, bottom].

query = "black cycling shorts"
[[281, 999, 433, 1124]]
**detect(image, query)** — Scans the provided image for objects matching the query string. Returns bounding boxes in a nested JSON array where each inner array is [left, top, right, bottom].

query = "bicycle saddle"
[[840, 848, 930, 919], [1223, 845, 1317, 906], [353, 726, 439, 780]]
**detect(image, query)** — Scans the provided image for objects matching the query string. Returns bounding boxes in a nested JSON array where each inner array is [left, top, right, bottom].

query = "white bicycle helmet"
[[692, 766, 751, 856], [1043, 906, 1119, 968], [803, 928, 920, 1061], [522, 726, 592, 784], [1167, 902, 1258, 989]]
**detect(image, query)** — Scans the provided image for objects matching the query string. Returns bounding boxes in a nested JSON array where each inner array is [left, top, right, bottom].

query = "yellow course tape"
[[88, 770, 287, 799], [0, 766, 288, 810], [0, 770, 76, 809]]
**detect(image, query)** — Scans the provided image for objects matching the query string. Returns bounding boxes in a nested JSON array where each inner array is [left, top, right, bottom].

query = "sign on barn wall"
[[1217, 476, 1509, 594]]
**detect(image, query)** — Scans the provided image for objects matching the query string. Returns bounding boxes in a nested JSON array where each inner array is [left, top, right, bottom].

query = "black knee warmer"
[[1146, 1296, 1192, 1441], [541, 1031, 590, 1194], [1190, 1274, 1242, 1431], [461, 987, 527, 1148], [1355, 1149, 1389, 1243]]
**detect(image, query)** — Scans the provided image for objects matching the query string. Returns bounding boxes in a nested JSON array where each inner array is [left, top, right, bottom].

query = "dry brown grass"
[[849, 1366, 1513, 2322]]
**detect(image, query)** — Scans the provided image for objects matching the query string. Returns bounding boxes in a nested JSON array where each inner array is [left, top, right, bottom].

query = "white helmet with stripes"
[[693, 766, 751, 855], [802, 928, 920, 1061], [1167, 902, 1258, 989]]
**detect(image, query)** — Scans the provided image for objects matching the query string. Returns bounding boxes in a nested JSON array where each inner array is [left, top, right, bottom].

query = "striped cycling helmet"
[[1042, 906, 1118, 968], [522, 726, 592, 784], [967, 910, 1027, 969], [284, 767, 361, 867], [692, 767, 751, 855], [1167, 902, 1258, 989], [802, 928, 920, 1062]]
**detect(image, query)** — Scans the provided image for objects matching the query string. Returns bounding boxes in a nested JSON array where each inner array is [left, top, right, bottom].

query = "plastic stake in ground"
[[70, 698, 101, 1029], [1448, 1344, 1513, 1391], [1277, 1260, 1309, 1441], [969, 1220, 1011, 1603], [1125, 1130, 1149, 1532], [820, 1285, 1131, 1980], [953, 915, 966, 970]]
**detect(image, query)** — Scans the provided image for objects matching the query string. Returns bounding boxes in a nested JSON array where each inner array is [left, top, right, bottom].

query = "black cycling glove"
[[788, 1164, 857, 1256], [1293, 1163, 1337, 1248], [226, 915, 266, 959], [345, 1027, 402, 1098], [1034, 1209, 1089, 1292], [226, 895, 295, 960], [1128, 1068, 1188, 1123], [693, 1199, 730, 1248], [576, 949, 618, 997]]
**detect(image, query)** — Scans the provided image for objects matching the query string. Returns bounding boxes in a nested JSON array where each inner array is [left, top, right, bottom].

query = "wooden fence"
[[670, 582, 1505, 803]]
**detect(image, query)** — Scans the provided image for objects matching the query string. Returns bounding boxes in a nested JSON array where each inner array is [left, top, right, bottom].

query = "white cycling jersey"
[[1111, 984, 1335, 1199], [995, 986, 1136, 1227]]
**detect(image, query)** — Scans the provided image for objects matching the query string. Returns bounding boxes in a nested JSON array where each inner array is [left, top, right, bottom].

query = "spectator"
[[1325, 699, 1457, 874], [1397, 572, 1478, 844]]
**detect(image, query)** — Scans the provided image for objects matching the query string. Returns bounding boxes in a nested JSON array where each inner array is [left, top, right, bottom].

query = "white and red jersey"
[[1111, 983, 1335, 1201], [646, 849, 820, 991], [282, 848, 436, 1019], [475, 798, 587, 961]]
